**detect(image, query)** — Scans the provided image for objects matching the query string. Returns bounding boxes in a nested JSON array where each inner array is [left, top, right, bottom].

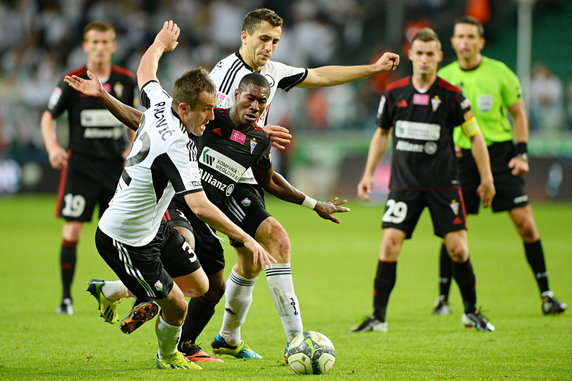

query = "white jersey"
[[210, 52, 307, 183], [98, 80, 203, 246]]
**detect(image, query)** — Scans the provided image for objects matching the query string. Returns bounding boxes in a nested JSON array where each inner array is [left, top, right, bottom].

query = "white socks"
[[101, 280, 132, 302], [155, 314, 182, 359], [219, 271, 257, 346], [266, 263, 303, 343]]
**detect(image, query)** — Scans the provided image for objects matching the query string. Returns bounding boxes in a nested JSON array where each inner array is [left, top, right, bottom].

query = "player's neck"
[[458, 54, 482, 70], [86, 61, 112, 79], [228, 108, 250, 132], [412, 72, 436, 92], [238, 47, 262, 72]]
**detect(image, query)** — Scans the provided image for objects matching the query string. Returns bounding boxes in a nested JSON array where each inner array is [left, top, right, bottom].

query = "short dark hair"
[[455, 16, 485, 37], [237, 73, 270, 93], [173, 67, 216, 109], [411, 27, 441, 50], [83, 21, 115, 41], [242, 8, 283, 34]]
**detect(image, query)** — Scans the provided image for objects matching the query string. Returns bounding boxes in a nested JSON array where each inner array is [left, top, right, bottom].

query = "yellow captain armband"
[[461, 116, 480, 137]]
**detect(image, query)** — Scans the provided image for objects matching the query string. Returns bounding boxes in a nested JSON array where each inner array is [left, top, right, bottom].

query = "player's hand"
[[47, 145, 69, 170], [262, 125, 292, 150], [508, 155, 529, 176], [477, 178, 495, 208], [454, 145, 463, 158], [357, 175, 373, 202], [155, 20, 180, 52], [242, 236, 276, 268], [373, 52, 400, 72], [313, 197, 350, 224], [64, 70, 105, 98]]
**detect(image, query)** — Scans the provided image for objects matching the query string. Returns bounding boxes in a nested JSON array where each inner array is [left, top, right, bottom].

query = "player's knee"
[[204, 274, 225, 300], [516, 219, 539, 242], [447, 243, 468, 262]]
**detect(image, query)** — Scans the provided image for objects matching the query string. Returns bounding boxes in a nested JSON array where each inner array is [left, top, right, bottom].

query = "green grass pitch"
[[0, 195, 570, 380]]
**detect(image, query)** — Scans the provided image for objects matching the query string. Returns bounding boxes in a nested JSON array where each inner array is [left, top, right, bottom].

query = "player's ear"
[[240, 30, 248, 45], [178, 102, 190, 116], [234, 89, 240, 101]]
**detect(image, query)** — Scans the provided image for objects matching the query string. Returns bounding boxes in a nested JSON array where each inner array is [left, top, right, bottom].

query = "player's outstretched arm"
[[65, 70, 142, 131], [262, 125, 292, 150], [469, 131, 495, 208], [183, 192, 276, 267], [298, 52, 400, 88], [253, 167, 350, 223], [137, 20, 180, 89], [358, 127, 389, 201]]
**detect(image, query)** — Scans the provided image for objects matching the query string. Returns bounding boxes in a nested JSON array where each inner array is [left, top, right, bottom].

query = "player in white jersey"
[[92, 21, 273, 371], [206, 8, 400, 358]]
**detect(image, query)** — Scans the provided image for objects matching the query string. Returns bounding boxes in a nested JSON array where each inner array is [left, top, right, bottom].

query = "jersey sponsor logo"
[[424, 142, 438, 155], [83, 126, 124, 139], [200, 148, 246, 182], [395, 120, 441, 141], [431, 95, 441, 111], [200, 169, 233, 196], [230, 130, 246, 144], [264, 74, 275, 87], [413, 93, 429, 105], [477, 95, 493, 112], [80, 109, 123, 127], [395, 140, 423, 152]]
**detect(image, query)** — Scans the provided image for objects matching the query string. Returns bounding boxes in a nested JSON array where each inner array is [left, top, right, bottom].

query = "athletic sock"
[[155, 314, 182, 359], [438, 243, 453, 299], [266, 263, 303, 343], [219, 271, 257, 346], [373, 260, 397, 322], [524, 240, 550, 293], [180, 296, 219, 343], [60, 239, 77, 300], [101, 280, 132, 302], [452, 258, 477, 313]]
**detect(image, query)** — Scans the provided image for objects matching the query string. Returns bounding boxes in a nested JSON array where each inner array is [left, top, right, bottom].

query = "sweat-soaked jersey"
[[46, 65, 136, 160], [376, 76, 479, 190]]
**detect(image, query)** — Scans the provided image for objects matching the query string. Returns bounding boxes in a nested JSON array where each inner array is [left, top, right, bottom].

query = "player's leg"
[[508, 205, 566, 314], [351, 190, 421, 332], [433, 243, 453, 315], [56, 221, 82, 314]]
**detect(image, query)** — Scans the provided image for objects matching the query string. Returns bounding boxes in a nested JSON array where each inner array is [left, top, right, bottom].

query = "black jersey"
[[376, 76, 474, 191], [46, 65, 136, 160], [192, 108, 272, 208]]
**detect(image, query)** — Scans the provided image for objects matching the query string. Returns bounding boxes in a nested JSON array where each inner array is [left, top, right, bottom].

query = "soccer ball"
[[286, 331, 336, 375]]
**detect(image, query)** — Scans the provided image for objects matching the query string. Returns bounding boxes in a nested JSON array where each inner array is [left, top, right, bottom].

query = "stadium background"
[[0, 0, 571, 201]]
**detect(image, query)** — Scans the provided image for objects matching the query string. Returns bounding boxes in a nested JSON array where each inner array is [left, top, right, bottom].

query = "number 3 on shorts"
[[382, 199, 407, 224]]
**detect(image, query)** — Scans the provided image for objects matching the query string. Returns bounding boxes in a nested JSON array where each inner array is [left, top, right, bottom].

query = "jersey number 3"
[[382, 199, 407, 224]]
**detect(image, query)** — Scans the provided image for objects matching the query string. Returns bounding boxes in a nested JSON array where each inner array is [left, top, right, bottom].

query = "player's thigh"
[[254, 216, 290, 261], [381, 189, 425, 239], [426, 188, 467, 238], [95, 227, 174, 300], [491, 170, 529, 212]]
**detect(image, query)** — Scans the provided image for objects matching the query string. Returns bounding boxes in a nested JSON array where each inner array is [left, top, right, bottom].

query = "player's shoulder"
[[66, 66, 88, 78], [386, 76, 411, 92], [438, 61, 458, 75], [436, 77, 461, 93], [481, 56, 513, 72], [111, 65, 135, 79]]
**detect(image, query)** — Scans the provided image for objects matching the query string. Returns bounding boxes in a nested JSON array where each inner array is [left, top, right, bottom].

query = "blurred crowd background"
[[1, 0, 571, 199]]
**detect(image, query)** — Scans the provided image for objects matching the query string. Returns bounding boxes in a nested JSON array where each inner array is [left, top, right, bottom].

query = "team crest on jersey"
[[114, 82, 124, 98], [264, 74, 275, 87], [449, 200, 460, 215], [154, 280, 163, 291], [431, 95, 441, 111], [241, 198, 251, 207], [250, 138, 258, 153]]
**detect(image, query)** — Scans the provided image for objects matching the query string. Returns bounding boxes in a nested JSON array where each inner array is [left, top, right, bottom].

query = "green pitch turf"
[[0, 195, 570, 380]]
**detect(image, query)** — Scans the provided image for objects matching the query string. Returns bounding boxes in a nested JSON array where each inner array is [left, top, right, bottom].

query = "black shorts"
[[381, 188, 467, 238], [459, 141, 529, 214], [95, 222, 201, 300], [224, 183, 271, 247], [56, 151, 123, 222], [165, 196, 225, 275]]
